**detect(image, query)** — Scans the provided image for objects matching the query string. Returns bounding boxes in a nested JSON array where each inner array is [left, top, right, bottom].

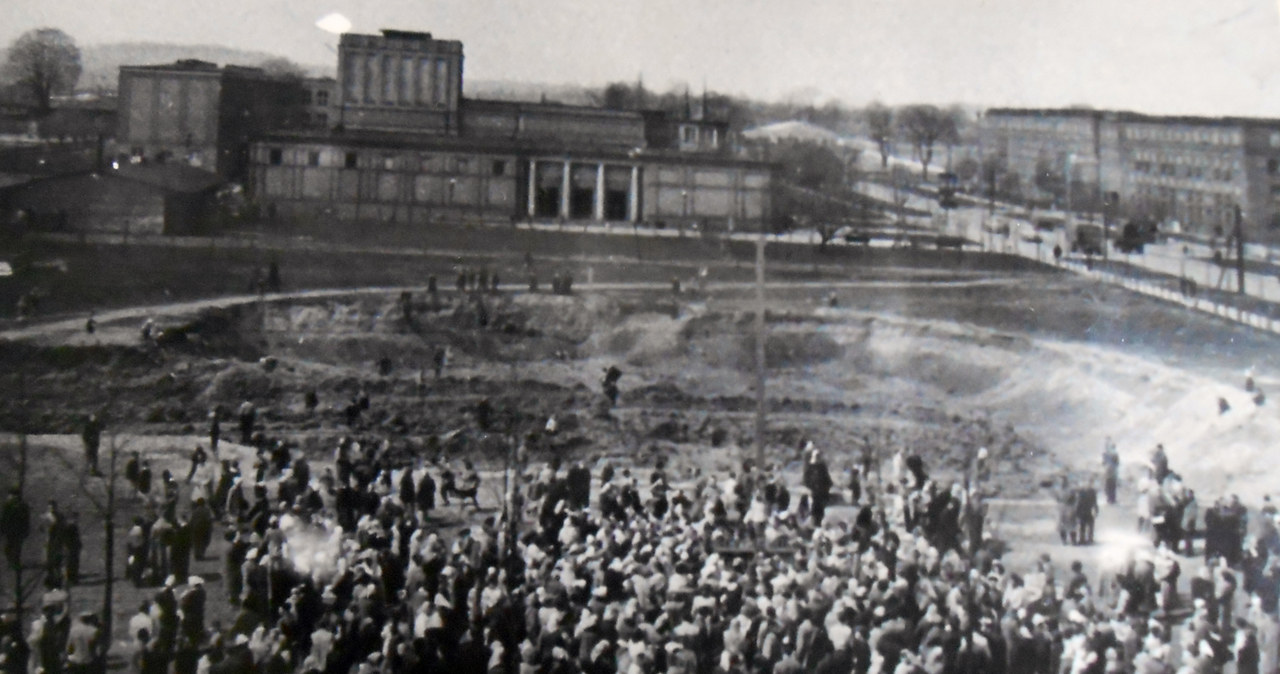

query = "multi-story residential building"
[[981, 108, 1280, 243]]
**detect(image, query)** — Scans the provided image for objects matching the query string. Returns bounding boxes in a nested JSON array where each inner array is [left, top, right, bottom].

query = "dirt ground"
[[2, 263, 1279, 658]]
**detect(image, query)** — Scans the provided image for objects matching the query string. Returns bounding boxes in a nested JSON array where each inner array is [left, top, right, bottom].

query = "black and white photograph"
[[3, 1, 1280, 672]]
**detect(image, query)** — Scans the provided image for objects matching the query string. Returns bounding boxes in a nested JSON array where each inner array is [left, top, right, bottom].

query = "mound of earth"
[[4, 283, 1280, 502]]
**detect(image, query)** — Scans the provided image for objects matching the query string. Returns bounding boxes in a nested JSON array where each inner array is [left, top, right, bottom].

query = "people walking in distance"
[[1102, 437, 1119, 505]]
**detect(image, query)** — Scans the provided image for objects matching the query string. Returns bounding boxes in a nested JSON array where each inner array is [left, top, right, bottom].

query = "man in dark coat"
[[237, 401, 256, 445], [567, 463, 591, 511], [179, 576, 206, 641], [169, 518, 193, 581], [1101, 438, 1120, 505], [62, 514, 81, 586], [399, 469, 416, 510], [41, 501, 65, 588], [1075, 481, 1099, 545], [188, 499, 214, 560], [0, 487, 30, 572], [417, 471, 436, 517], [208, 409, 221, 454], [803, 447, 834, 526], [81, 414, 102, 476], [137, 460, 153, 497]]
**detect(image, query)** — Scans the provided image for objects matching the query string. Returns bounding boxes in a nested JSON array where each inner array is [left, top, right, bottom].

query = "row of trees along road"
[[865, 102, 965, 181]]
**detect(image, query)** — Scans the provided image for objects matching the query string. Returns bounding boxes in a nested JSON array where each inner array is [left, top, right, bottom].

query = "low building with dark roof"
[[0, 162, 221, 235]]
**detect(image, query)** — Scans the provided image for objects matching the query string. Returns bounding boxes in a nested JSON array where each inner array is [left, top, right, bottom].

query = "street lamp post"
[[680, 190, 689, 237], [1235, 204, 1246, 296]]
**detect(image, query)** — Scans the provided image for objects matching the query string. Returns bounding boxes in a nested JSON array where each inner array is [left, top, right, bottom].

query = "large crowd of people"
[[2, 405, 1280, 674]]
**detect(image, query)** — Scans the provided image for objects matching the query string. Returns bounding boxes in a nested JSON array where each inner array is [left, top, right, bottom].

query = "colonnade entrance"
[[527, 159, 640, 222]]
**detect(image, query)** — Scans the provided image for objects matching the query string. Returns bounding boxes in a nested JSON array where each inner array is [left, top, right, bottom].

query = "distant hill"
[[74, 42, 597, 104], [76, 42, 333, 91], [457, 79, 596, 105]]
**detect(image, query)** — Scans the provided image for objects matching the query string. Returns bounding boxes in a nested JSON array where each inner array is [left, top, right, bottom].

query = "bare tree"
[[591, 82, 643, 110], [3, 28, 82, 115], [865, 102, 894, 169], [897, 105, 958, 181], [45, 420, 127, 665]]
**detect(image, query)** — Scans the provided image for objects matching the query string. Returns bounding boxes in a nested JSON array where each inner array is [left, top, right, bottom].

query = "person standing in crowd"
[[1075, 478, 1099, 545], [207, 408, 221, 455], [1, 486, 30, 575], [1058, 476, 1078, 545], [137, 459, 153, 499], [124, 451, 141, 492], [61, 513, 81, 587], [63, 611, 100, 674], [40, 501, 64, 588], [601, 366, 622, 407], [1151, 443, 1170, 484], [1102, 437, 1120, 505], [802, 444, 833, 526], [81, 413, 102, 477], [237, 401, 256, 445], [417, 469, 436, 520], [185, 445, 208, 484], [189, 498, 214, 560], [1182, 489, 1200, 556]]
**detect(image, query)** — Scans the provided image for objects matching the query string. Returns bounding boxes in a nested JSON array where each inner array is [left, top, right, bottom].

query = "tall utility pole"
[[754, 234, 766, 472], [1236, 205, 1247, 295]]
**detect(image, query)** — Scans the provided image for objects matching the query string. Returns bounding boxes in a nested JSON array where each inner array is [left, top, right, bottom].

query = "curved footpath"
[[0, 277, 1022, 346]]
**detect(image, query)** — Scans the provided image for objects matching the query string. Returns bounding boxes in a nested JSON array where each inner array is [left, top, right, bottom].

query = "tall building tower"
[[336, 30, 463, 135]]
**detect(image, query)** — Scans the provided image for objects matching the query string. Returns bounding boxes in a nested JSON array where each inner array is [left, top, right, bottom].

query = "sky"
[[8, 0, 1280, 117]]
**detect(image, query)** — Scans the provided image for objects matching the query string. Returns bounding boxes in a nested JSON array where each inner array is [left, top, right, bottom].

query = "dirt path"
[[0, 277, 1023, 346]]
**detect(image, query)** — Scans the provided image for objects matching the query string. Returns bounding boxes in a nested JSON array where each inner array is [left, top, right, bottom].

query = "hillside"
[[464, 79, 595, 105], [76, 42, 333, 90]]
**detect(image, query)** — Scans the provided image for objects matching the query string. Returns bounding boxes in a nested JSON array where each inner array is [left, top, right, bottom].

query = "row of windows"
[[1130, 149, 1241, 168], [995, 118, 1092, 134], [1130, 196, 1237, 226], [1126, 126, 1243, 146], [266, 147, 509, 175], [679, 125, 720, 148], [992, 119, 1266, 148], [1132, 160, 1234, 182], [1135, 184, 1241, 205]]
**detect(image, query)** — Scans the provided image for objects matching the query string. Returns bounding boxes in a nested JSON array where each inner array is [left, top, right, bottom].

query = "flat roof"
[[119, 60, 280, 81], [986, 107, 1280, 128], [462, 98, 645, 120], [254, 129, 774, 169]]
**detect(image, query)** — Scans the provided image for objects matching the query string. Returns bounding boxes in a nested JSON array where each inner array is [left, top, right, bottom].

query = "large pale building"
[[247, 29, 774, 231], [981, 108, 1280, 242]]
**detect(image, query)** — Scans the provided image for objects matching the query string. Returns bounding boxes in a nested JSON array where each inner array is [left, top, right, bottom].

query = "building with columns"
[[247, 29, 774, 231]]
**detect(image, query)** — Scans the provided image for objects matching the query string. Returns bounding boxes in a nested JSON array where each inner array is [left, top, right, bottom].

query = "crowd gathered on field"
[[2, 394, 1280, 674]]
